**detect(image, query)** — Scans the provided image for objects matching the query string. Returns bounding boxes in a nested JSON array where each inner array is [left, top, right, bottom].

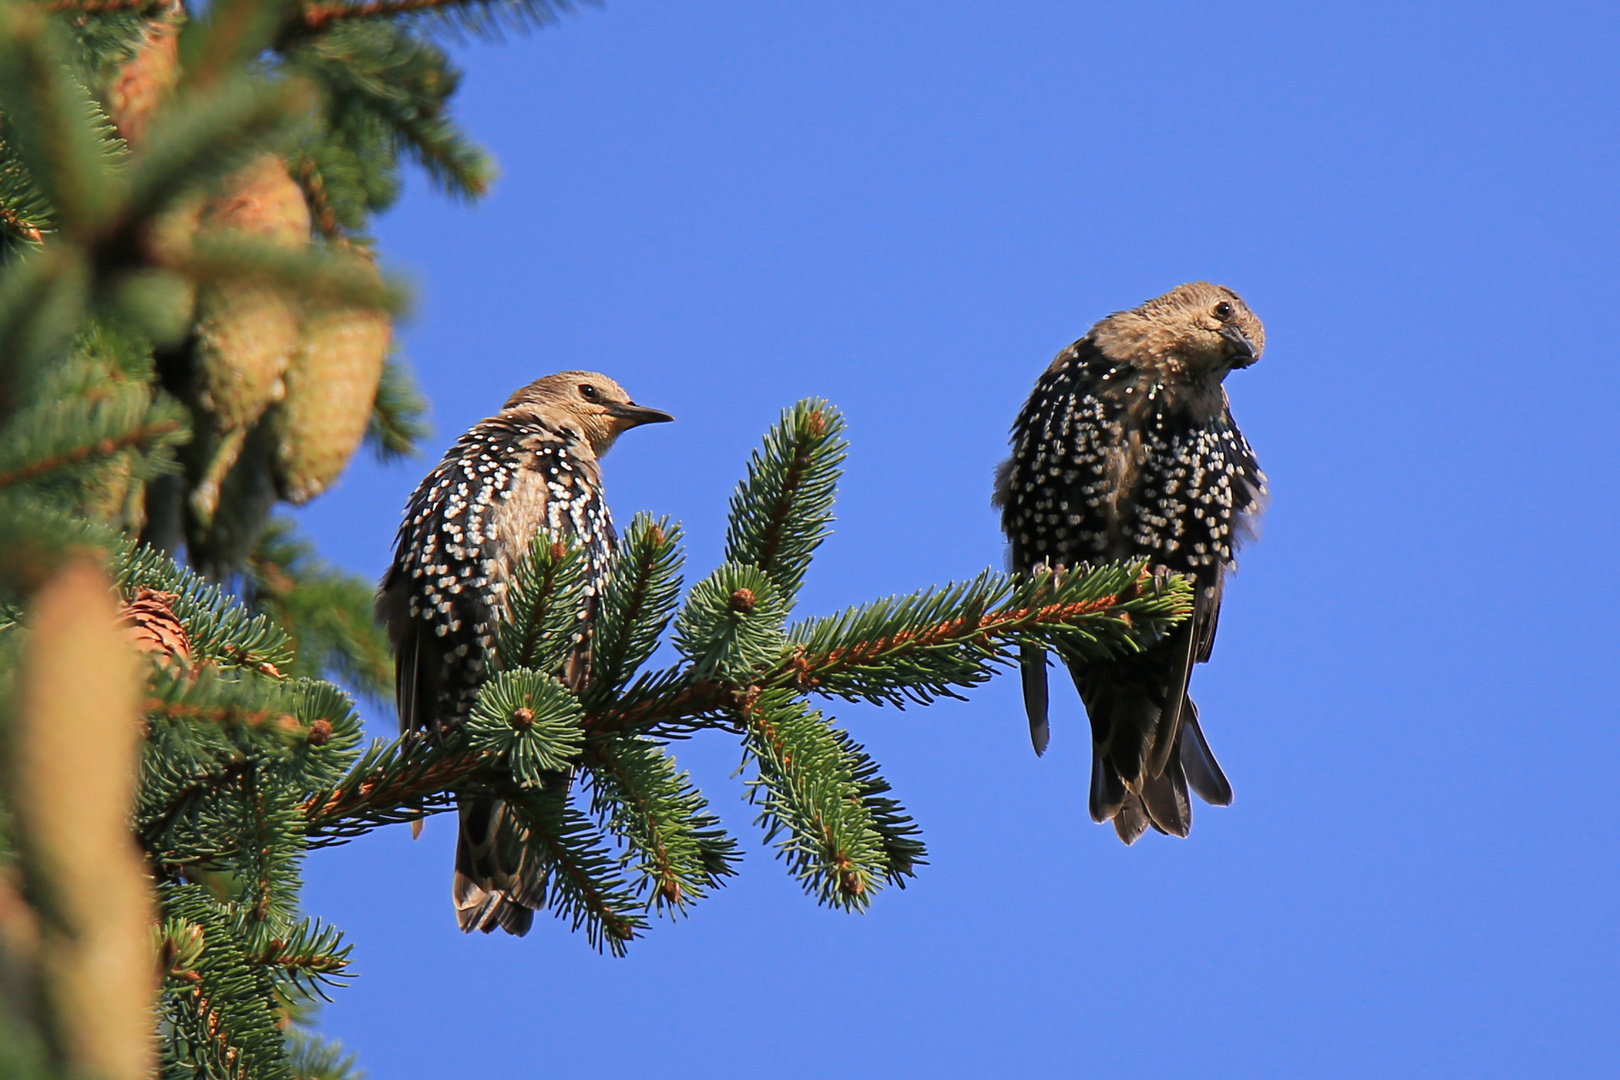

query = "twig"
[[46, 0, 162, 13], [299, 0, 523, 31], [296, 582, 1176, 842], [0, 418, 185, 489]]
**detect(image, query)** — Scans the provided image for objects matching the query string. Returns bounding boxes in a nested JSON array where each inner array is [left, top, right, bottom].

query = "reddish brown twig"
[[299, 0, 494, 31], [46, 0, 160, 13], [299, 582, 1177, 842], [300, 747, 491, 828], [0, 418, 184, 490]]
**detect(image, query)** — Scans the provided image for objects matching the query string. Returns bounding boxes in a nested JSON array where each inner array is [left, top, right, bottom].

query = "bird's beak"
[[1218, 324, 1258, 368], [605, 401, 675, 427]]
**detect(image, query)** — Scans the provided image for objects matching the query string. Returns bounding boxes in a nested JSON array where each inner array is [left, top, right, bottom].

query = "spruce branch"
[[244, 915, 352, 994], [300, 732, 486, 842], [583, 735, 739, 914], [286, 1030, 363, 1080], [0, 181, 48, 245], [494, 533, 586, 676], [0, 390, 185, 490], [739, 689, 887, 910], [183, 396, 1191, 969], [0, 123, 53, 248], [278, 678, 365, 787], [0, 6, 123, 232], [783, 561, 1191, 707], [583, 513, 683, 704], [230, 766, 306, 927], [672, 562, 789, 682], [298, 0, 578, 36], [287, 19, 494, 202], [723, 399, 846, 602], [828, 725, 926, 886], [0, 238, 93, 383], [180, 0, 299, 94], [116, 542, 295, 674], [498, 790, 646, 956], [246, 520, 393, 701], [140, 662, 297, 731], [159, 886, 297, 1080], [580, 562, 1190, 740], [135, 665, 307, 866], [45, 0, 165, 13], [365, 356, 429, 460], [169, 230, 407, 313], [464, 669, 584, 787]]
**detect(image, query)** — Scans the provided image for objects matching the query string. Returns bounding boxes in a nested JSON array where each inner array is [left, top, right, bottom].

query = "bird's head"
[[1093, 282, 1265, 384], [504, 371, 673, 456]]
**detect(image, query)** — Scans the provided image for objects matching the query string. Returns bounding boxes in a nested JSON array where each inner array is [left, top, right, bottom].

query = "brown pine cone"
[[272, 250, 392, 504], [106, 6, 182, 149], [188, 154, 311, 523], [118, 587, 190, 663]]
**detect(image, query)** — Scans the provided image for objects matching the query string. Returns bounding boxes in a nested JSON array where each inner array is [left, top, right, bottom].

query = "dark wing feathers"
[[1147, 614, 1199, 781], [1147, 581, 1225, 780], [1021, 643, 1051, 756]]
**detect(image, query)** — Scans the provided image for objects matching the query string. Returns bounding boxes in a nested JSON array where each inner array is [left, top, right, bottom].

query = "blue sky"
[[296, 2, 1620, 1076]]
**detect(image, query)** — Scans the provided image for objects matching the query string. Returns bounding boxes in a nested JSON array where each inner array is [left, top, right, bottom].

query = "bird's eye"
[[1213, 301, 1234, 320], [579, 384, 599, 401]]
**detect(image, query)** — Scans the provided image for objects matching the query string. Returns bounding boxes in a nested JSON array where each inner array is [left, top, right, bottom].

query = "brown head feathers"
[[1090, 282, 1265, 385], [503, 371, 673, 457]]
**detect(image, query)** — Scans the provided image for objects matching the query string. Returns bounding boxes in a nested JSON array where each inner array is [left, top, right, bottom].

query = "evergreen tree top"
[[0, 4, 1200, 1077]]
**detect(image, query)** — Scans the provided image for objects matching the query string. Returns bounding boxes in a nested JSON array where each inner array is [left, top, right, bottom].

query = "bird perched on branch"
[[377, 372, 672, 933], [993, 283, 1267, 843]]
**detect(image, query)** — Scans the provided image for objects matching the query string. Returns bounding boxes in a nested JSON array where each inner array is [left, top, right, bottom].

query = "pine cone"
[[119, 587, 190, 663], [188, 155, 310, 524], [106, 7, 181, 149], [272, 278, 392, 505], [192, 154, 310, 430]]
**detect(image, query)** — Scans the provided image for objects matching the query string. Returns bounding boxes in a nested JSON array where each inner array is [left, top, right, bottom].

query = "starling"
[[993, 283, 1267, 843], [377, 372, 673, 933]]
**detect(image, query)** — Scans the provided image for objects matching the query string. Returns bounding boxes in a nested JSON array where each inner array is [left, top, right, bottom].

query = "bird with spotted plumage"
[[377, 371, 672, 933], [993, 282, 1267, 844]]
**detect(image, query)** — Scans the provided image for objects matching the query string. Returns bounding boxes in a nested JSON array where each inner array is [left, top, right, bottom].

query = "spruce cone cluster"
[[97, 9, 395, 573]]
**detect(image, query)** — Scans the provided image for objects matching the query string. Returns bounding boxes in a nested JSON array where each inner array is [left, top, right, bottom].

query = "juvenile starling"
[[377, 372, 672, 933], [993, 283, 1267, 843]]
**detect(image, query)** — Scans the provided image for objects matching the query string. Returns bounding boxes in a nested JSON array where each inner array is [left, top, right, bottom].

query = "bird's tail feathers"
[[1113, 792, 1151, 844], [1020, 643, 1051, 756], [1089, 752, 1125, 824], [453, 796, 540, 936], [1178, 701, 1232, 807], [1138, 755, 1191, 837], [1072, 660, 1228, 844], [1102, 744, 1191, 843], [454, 873, 535, 936]]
